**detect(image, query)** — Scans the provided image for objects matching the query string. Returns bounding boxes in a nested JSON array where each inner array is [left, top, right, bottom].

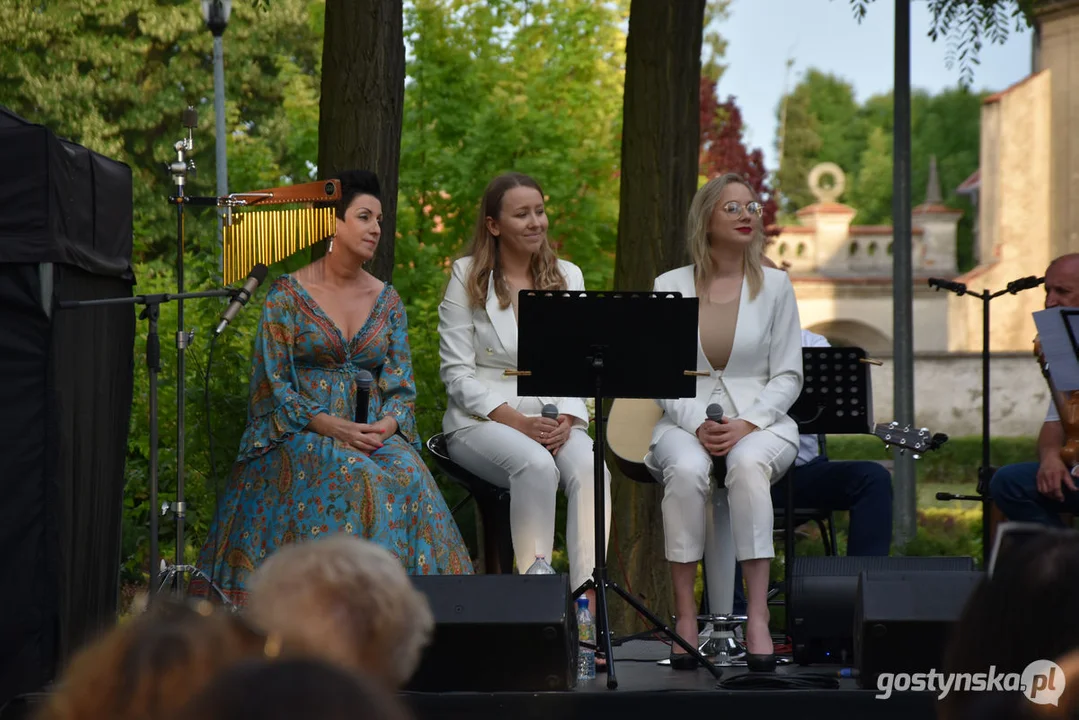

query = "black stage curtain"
[[0, 107, 135, 710], [52, 264, 135, 658], [0, 264, 60, 709]]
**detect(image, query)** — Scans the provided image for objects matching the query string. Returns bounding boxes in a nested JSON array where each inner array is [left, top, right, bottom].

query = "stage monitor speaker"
[[789, 555, 976, 666], [405, 574, 578, 692], [854, 570, 983, 688]]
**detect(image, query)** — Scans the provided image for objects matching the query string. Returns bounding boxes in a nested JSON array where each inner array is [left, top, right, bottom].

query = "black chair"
[[774, 436, 838, 557], [773, 507, 838, 556], [425, 433, 514, 575]]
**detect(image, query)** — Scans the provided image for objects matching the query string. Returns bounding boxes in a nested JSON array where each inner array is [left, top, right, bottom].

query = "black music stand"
[[516, 289, 716, 688], [781, 346, 874, 638]]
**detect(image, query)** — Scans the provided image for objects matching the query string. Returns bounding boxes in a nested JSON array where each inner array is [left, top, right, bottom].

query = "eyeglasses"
[[721, 201, 763, 218]]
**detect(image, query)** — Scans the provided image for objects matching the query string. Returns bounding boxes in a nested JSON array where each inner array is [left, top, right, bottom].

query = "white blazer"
[[438, 256, 591, 434], [649, 264, 804, 450]]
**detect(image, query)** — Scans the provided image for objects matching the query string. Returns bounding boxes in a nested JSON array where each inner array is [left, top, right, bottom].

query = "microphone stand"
[[159, 107, 243, 600], [928, 275, 1044, 567], [58, 289, 236, 605], [164, 107, 199, 598]]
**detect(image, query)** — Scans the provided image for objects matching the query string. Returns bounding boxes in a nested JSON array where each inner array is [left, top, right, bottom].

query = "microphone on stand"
[[1006, 275, 1044, 294], [355, 370, 374, 424], [214, 263, 269, 335], [927, 277, 967, 296]]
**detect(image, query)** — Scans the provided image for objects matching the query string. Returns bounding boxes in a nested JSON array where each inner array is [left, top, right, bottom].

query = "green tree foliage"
[[0, 1, 323, 262], [776, 69, 985, 270], [702, 0, 732, 83], [775, 91, 822, 216]]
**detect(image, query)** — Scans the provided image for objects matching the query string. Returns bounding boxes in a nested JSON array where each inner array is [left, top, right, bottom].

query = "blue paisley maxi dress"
[[190, 274, 473, 605]]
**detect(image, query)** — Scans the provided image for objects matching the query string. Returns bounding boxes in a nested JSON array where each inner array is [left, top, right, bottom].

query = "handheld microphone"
[[927, 277, 967, 296], [355, 370, 374, 424], [541, 404, 559, 453], [215, 263, 269, 335], [705, 403, 728, 474]]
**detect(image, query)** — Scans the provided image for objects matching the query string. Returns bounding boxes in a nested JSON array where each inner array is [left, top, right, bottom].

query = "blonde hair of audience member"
[[687, 172, 767, 300], [461, 172, 567, 310], [36, 600, 277, 720], [166, 658, 413, 720], [245, 533, 434, 689]]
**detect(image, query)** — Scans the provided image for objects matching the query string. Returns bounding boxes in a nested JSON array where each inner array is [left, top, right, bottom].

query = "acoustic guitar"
[[605, 397, 947, 483]]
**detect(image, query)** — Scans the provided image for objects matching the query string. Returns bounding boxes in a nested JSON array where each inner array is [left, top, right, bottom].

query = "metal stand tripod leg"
[[156, 564, 234, 608]]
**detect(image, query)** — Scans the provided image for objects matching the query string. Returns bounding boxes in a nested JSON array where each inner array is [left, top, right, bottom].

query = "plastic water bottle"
[[576, 597, 596, 679], [524, 555, 556, 574]]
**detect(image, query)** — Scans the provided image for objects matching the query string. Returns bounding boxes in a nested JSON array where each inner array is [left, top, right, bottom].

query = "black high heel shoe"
[[745, 652, 776, 673], [669, 650, 699, 670]]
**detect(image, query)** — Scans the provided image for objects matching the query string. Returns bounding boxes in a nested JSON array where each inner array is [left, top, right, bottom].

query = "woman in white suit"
[[437, 172, 611, 612], [646, 173, 803, 671]]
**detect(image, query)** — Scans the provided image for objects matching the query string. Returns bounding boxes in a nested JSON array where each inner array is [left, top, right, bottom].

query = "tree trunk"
[[316, 0, 405, 282], [608, 0, 705, 634]]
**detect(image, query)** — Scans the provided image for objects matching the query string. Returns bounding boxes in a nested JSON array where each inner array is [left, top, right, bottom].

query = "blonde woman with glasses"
[[645, 173, 803, 672]]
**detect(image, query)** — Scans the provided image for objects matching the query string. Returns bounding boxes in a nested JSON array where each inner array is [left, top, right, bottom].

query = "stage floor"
[[403, 639, 938, 720]]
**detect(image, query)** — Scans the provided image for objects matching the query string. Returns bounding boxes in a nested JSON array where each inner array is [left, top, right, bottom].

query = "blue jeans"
[[730, 458, 893, 614], [990, 461, 1079, 526]]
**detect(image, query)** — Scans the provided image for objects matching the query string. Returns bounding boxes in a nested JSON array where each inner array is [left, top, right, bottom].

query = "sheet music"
[[1033, 307, 1079, 391]]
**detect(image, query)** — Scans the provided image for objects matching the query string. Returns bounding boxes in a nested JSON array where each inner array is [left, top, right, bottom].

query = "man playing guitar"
[[990, 254, 1079, 527]]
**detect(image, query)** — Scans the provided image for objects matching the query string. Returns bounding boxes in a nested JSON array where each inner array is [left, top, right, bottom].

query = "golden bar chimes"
[[221, 179, 342, 286]]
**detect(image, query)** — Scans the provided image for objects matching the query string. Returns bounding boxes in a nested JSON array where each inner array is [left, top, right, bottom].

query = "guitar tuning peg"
[[913, 454, 921, 460], [884, 444, 891, 451]]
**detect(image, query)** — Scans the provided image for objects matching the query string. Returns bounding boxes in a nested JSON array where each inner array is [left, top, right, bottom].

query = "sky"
[[715, 0, 1034, 171]]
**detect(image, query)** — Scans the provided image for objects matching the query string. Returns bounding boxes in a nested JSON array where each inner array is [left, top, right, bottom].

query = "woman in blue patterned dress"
[[191, 170, 473, 605]]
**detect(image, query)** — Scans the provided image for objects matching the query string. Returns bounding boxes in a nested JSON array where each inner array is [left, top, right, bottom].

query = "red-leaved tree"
[[699, 77, 778, 232]]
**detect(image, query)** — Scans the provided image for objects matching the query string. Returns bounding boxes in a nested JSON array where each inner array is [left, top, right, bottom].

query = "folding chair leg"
[[814, 519, 831, 555]]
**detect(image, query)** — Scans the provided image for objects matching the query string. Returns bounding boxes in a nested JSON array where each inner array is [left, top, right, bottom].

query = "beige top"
[[699, 295, 740, 370]]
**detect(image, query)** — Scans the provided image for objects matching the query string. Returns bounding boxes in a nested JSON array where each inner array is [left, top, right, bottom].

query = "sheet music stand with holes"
[[783, 346, 874, 640], [514, 289, 715, 689]]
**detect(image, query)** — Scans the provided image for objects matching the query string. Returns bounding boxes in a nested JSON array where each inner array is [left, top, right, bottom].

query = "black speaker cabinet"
[[405, 574, 577, 692], [789, 555, 976, 666], [854, 569, 984, 688]]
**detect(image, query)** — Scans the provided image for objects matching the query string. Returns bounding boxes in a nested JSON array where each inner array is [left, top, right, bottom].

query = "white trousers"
[[650, 390, 796, 568], [445, 410, 612, 591]]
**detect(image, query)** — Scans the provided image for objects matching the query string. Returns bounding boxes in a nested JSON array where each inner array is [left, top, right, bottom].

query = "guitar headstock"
[[871, 422, 949, 459]]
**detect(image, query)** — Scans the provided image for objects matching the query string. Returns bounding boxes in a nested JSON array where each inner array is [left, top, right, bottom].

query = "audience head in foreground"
[[245, 533, 435, 688], [939, 527, 1079, 720], [36, 599, 277, 720]]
